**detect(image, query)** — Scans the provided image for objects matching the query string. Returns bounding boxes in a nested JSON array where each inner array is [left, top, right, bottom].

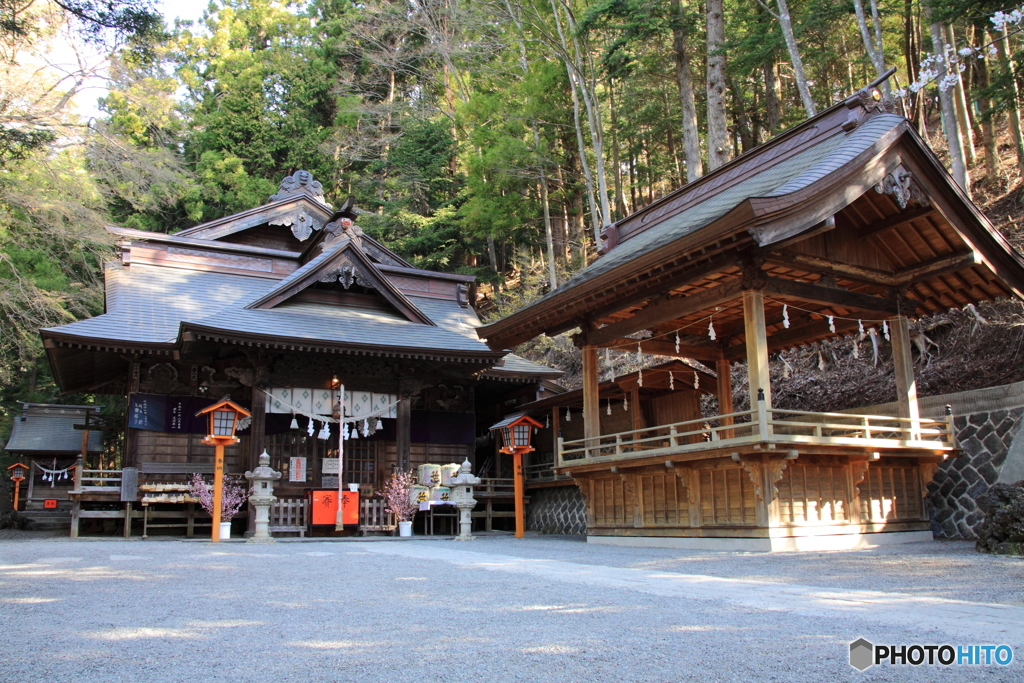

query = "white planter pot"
[[398, 520, 413, 537], [220, 522, 232, 539], [348, 483, 360, 492]]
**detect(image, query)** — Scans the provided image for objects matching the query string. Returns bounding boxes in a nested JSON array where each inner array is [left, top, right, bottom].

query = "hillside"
[[505, 124, 1024, 413]]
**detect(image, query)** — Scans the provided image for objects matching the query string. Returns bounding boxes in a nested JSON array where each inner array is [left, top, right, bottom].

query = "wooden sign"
[[310, 490, 359, 525], [321, 457, 339, 474], [289, 457, 306, 482], [43, 499, 58, 509]]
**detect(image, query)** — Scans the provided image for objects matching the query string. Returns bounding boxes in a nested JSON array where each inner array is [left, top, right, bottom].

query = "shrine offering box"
[[417, 464, 441, 486], [310, 490, 359, 526]]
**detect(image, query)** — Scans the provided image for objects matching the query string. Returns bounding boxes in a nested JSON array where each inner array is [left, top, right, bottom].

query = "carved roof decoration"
[[245, 237, 434, 326], [268, 169, 329, 206]]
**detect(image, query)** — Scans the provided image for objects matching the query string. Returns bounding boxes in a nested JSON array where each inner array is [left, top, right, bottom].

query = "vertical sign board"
[[311, 490, 359, 525], [289, 457, 306, 483]]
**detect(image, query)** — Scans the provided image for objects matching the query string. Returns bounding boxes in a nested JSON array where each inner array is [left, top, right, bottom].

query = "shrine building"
[[40, 171, 559, 536], [478, 84, 1024, 551]]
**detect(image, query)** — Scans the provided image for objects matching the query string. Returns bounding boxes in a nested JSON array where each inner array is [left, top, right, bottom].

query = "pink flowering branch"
[[190, 473, 252, 521], [377, 470, 419, 522]]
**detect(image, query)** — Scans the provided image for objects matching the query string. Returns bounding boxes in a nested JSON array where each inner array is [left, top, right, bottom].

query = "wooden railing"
[[557, 401, 957, 466]]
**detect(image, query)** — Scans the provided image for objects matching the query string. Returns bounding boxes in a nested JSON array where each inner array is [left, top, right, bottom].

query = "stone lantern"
[[448, 458, 481, 540], [245, 451, 281, 543]]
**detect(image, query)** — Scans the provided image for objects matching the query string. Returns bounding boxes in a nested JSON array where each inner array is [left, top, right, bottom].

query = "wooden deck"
[[557, 403, 956, 470]]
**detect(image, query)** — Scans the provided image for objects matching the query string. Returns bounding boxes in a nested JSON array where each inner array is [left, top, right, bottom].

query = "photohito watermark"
[[849, 638, 1014, 671]]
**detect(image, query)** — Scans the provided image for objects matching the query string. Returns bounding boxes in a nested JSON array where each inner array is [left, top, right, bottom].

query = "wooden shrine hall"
[[479, 84, 1024, 551], [40, 171, 559, 537]]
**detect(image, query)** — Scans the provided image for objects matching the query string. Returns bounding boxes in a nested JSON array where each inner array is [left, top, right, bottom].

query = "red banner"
[[310, 490, 359, 525]]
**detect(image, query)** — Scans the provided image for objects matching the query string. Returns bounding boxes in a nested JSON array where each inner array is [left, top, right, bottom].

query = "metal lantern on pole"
[[6, 462, 29, 512], [489, 413, 543, 539], [195, 399, 251, 543]]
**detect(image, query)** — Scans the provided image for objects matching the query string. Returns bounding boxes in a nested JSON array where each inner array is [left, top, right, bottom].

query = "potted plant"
[[378, 471, 418, 537], [190, 473, 252, 539]]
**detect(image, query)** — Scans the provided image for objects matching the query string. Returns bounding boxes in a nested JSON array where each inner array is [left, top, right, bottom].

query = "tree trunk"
[[852, 0, 891, 97], [975, 27, 1000, 182], [995, 26, 1024, 177], [763, 60, 781, 136], [773, 0, 816, 116], [922, 0, 968, 193], [945, 24, 977, 167], [705, 0, 730, 170], [672, 0, 703, 181], [608, 78, 628, 218]]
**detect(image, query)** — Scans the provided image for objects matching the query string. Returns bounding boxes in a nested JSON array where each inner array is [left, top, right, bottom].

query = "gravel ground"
[[0, 533, 1021, 682]]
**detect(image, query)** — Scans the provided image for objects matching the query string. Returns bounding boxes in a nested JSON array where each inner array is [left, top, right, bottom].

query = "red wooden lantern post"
[[6, 462, 29, 512], [489, 413, 543, 539], [195, 400, 251, 542]]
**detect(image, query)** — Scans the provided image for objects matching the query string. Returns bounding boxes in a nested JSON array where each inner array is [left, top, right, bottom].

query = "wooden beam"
[[891, 315, 920, 422], [716, 359, 734, 438], [743, 291, 771, 408], [764, 251, 897, 286], [594, 337, 724, 361], [894, 251, 980, 285], [583, 252, 740, 325], [587, 279, 743, 346], [763, 276, 905, 315], [582, 346, 601, 450], [860, 206, 936, 238]]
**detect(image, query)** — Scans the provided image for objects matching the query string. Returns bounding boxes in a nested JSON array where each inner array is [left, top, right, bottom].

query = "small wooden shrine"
[[40, 171, 559, 536], [479, 84, 1024, 551], [3, 403, 103, 511]]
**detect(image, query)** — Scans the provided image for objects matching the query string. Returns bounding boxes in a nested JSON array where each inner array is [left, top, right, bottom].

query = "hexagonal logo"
[[849, 638, 874, 671]]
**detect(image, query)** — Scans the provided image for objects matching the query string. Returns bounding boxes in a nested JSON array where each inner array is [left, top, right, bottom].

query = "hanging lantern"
[[289, 414, 299, 430], [489, 413, 544, 454], [195, 399, 250, 442]]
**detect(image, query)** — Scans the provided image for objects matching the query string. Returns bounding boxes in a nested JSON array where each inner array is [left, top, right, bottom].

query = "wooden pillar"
[[396, 398, 412, 472], [582, 345, 601, 455], [513, 451, 525, 538], [743, 290, 772, 409], [550, 407, 561, 467], [246, 378, 267, 537], [630, 388, 643, 432], [890, 315, 920, 432], [716, 359, 734, 438]]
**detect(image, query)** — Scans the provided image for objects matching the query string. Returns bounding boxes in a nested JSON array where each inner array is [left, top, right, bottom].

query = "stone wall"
[[526, 484, 587, 535], [932, 409, 1024, 538], [849, 380, 1024, 540]]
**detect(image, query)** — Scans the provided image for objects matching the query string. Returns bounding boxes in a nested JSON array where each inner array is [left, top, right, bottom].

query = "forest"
[[4, 0, 1024, 449]]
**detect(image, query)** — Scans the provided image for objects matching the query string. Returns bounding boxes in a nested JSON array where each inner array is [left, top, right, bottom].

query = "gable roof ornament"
[[269, 170, 328, 205], [873, 164, 927, 210]]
